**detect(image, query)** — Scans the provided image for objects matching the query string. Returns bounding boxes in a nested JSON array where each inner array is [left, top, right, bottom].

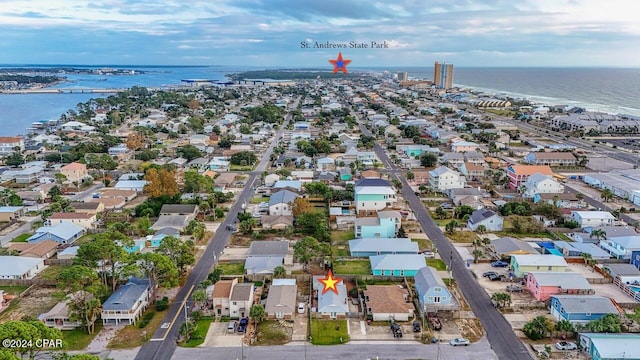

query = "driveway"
[[202, 321, 243, 347]]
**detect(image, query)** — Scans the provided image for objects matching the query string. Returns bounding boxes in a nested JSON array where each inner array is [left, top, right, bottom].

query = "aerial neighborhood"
[[1, 71, 640, 360]]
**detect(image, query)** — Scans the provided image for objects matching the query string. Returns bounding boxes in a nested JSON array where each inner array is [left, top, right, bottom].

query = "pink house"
[[525, 272, 594, 301]]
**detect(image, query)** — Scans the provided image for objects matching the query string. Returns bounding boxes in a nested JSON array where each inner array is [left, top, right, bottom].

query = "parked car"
[[487, 273, 504, 281], [555, 341, 577, 350], [226, 320, 237, 333], [390, 323, 402, 338], [482, 271, 498, 278], [297, 303, 305, 314], [412, 321, 421, 332], [506, 285, 523, 292], [450, 338, 470, 346], [491, 261, 509, 267], [237, 318, 248, 333], [422, 251, 435, 258]]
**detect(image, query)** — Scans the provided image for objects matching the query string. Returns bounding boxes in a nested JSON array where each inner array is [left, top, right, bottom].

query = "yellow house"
[[510, 254, 568, 277]]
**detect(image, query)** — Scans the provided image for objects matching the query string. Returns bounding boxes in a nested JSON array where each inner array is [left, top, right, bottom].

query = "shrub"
[[155, 296, 169, 311]]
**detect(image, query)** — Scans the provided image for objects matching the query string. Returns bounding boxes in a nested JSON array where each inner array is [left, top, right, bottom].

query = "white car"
[[422, 251, 435, 258], [555, 341, 577, 350], [297, 303, 305, 314], [450, 338, 470, 346]]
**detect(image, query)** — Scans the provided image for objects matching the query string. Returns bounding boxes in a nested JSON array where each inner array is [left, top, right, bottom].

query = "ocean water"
[[1, 66, 639, 136]]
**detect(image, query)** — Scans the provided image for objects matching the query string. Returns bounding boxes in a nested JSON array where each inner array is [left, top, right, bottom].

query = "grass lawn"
[[215, 262, 245, 275], [0, 286, 29, 295], [255, 320, 290, 346], [334, 260, 371, 275], [37, 265, 66, 281], [411, 238, 433, 251], [62, 322, 103, 351], [180, 317, 214, 348], [447, 231, 479, 243], [250, 196, 268, 204], [331, 230, 354, 243], [310, 319, 349, 345], [427, 258, 447, 271], [553, 232, 571, 241], [11, 233, 31, 242], [108, 309, 168, 349], [230, 164, 254, 171]]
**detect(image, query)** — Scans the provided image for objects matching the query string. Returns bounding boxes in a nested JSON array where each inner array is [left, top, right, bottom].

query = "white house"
[[354, 178, 397, 213], [0, 256, 45, 279], [428, 166, 466, 192], [268, 189, 298, 216], [101, 277, 151, 326], [467, 209, 504, 232], [229, 283, 254, 319], [522, 173, 564, 198], [570, 211, 616, 228]]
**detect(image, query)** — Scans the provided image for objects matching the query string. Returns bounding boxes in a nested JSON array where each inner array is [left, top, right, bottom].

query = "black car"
[[487, 273, 503, 281], [412, 321, 421, 332], [482, 271, 498, 278], [237, 317, 249, 333]]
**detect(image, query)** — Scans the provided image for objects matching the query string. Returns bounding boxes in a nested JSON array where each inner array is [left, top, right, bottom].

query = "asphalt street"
[[360, 124, 533, 360], [134, 99, 296, 360]]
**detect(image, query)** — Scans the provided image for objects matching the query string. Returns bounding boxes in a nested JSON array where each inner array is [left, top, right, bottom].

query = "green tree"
[[587, 313, 622, 333], [191, 289, 207, 311], [58, 265, 106, 334], [74, 232, 133, 292], [249, 304, 266, 329], [156, 236, 195, 274], [601, 188, 614, 202], [475, 224, 487, 234], [435, 206, 447, 220], [472, 249, 483, 263], [207, 268, 223, 283], [177, 145, 203, 162], [0, 321, 63, 359], [445, 220, 458, 235], [490, 292, 511, 308], [554, 320, 575, 337], [293, 236, 329, 272], [273, 265, 286, 278], [136, 252, 180, 288], [5, 152, 25, 167], [523, 316, 552, 340], [230, 151, 257, 166], [239, 218, 257, 235], [420, 153, 438, 167], [589, 229, 607, 241]]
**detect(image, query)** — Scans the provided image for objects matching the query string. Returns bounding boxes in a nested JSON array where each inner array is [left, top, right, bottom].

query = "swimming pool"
[[629, 285, 640, 293]]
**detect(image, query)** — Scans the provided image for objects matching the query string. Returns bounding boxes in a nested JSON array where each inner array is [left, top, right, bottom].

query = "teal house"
[[369, 254, 427, 276], [396, 144, 438, 158], [354, 178, 397, 213], [355, 211, 401, 238], [579, 333, 640, 360]]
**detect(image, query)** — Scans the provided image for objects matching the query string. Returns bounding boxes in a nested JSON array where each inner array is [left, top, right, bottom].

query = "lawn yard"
[[310, 319, 349, 345], [249, 196, 268, 204], [332, 244, 350, 257], [0, 286, 29, 295], [230, 164, 254, 171], [215, 262, 245, 275], [427, 259, 447, 271], [37, 265, 66, 281], [333, 260, 371, 275], [331, 230, 354, 243], [446, 231, 479, 243], [255, 320, 290, 346], [411, 238, 433, 251], [11, 233, 31, 242], [180, 317, 214, 348], [108, 309, 168, 349], [62, 323, 103, 350]]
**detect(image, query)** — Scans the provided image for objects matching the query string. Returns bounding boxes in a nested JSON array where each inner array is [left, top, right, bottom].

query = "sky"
[[0, 0, 638, 67]]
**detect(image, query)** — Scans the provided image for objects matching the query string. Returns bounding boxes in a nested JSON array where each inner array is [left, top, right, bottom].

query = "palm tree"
[[554, 320, 575, 338], [590, 229, 607, 241], [601, 188, 614, 202], [472, 249, 483, 263], [491, 292, 511, 308], [272, 265, 286, 278], [475, 224, 487, 234], [445, 220, 458, 235], [249, 304, 266, 330]]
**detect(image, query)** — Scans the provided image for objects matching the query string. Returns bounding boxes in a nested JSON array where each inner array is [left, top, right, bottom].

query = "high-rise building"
[[433, 62, 454, 89], [397, 72, 408, 82]]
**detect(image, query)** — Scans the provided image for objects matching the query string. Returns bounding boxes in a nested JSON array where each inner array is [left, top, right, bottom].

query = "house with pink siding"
[[525, 271, 594, 301]]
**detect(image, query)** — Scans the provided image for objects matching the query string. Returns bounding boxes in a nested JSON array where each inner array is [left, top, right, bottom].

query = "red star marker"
[[319, 270, 342, 294], [329, 52, 351, 74]]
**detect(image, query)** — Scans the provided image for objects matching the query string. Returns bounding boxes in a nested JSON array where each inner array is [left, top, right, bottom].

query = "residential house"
[[603, 264, 640, 284], [291, 170, 314, 182], [69, 202, 104, 215], [450, 140, 479, 153], [260, 215, 294, 230], [506, 165, 554, 190], [553, 241, 611, 260], [245, 257, 284, 275], [355, 211, 400, 239], [99, 189, 137, 201], [211, 278, 238, 317], [467, 209, 503, 232], [441, 152, 465, 168], [47, 212, 96, 229], [510, 254, 569, 277], [114, 180, 147, 192], [0, 206, 24, 222], [522, 173, 564, 198], [0, 136, 24, 155], [369, 254, 426, 276], [107, 144, 133, 161], [268, 189, 298, 216], [264, 174, 280, 187], [550, 295, 619, 325], [57, 246, 79, 260], [363, 285, 414, 321], [525, 272, 594, 301], [0, 256, 45, 279], [354, 178, 396, 213], [348, 238, 418, 257], [247, 241, 291, 264], [28, 222, 85, 245], [313, 276, 348, 319], [265, 279, 297, 319], [570, 211, 616, 228], [160, 204, 198, 219], [273, 180, 302, 192], [101, 277, 152, 325], [229, 283, 254, 319], [414, 266, 455, 311], [316, 157, 335, 172], [459, 162, 485, 182], [534, 193, 585, 208], [525, 152, 577, 166], [38, 300, 81, 330], [578, 333, 640, 360], [599, 236, 640, 260], [90, 197, 126, 210], [428, 166, 465, 192], [209, 157, 230, 171], [214, 172, 237, 190], [490, 237, 538, 257], [60, 162, 89, 183], [7, 240, 58, 259], [463, 151, 485, 166]]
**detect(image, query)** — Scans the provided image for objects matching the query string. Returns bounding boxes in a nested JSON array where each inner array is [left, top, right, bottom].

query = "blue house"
[[354, 178, 396, 213], [414, 266, 454, 310], [369, 254, 426, 276], [550, 295, 620, 325], [348, 238, 418, 257], [355, 211, 400, 238], [632, 250, 640, 270], [28, 223, 85, 245], [579, 333, 640, 360], [101, 277, 151, 326]]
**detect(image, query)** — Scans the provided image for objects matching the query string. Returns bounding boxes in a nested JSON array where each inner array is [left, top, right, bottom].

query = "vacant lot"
[[255, 320, 290, 346], [0, 286, 58, 322], [108, 309, 168, 348], [310, 319, 349, 345], [447, 231, 479, 243], [62, 323, 103, 350], [215, 262, 245, 275], [333, 259, 371, 275]]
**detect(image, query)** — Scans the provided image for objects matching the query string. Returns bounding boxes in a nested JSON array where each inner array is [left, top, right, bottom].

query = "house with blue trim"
[[599, 235, 640, 260], [369, 254, 426, 276], [549, 295, 620, 325], [28, 222, 85, 245], [355, 211, 401, 238], [354, 178, 396, 213], [101, 277, 152, 326], [579, 333, 640, 360], [348, 238, 418, 257], [414, 266, 455, 311]]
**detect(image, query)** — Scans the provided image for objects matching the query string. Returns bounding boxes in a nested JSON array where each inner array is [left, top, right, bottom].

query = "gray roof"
[[244, 256, 284, 274], [512, 254, 568, 267], [349, 238, 418, 255], [468, 209, 499, 224], [160, 204, 198, 215], [230, 283, 254, 301], [415, 266, 446, 290], [102, 278, 150, 311], [603, 264, 640, 277], [69, 202, 100, 210], [315, 278, 348, 314], [355, 178, 391, 187], [449, 188, 482, 197], [151, 214, 190, 230], [247, 241, 289, 256], [265, 284, 297, 314], [586, 226, 638, 237], [491, 237, 538, 255], [0, 256, 43, 277], [551, 295, 618, 315], [528, 272, 592, 290], [369, 254, 426, 272], [29, 222, 84, 242], [268, 189, 298, 207]]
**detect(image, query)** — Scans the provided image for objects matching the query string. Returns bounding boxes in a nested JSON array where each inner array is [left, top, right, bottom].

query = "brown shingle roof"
[[8, 240, 58, 258], [363, 285, 414, 315], [212, 279, 235, 298], [49, 212, 95, 220]]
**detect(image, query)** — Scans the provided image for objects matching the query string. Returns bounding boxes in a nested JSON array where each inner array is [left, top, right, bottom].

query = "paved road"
[[171, 340, 499, 360], [134, 99, 297, 360], [564, 185, 637, 225], [359, 124, 533, 360]]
